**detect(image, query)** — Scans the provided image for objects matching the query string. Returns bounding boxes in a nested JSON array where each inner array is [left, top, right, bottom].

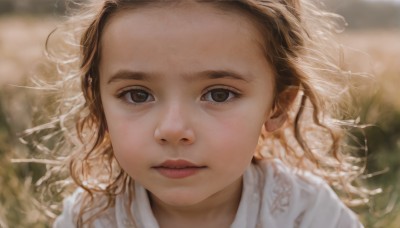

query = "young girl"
[[37, 0, 366, 227]]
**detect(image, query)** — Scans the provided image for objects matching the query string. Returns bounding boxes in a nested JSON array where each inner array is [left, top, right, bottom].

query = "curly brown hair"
[[31, 0, 370, 226]]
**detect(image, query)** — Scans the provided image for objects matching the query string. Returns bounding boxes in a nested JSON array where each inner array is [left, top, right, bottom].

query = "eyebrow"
[[107, 69, 252, 84], [194, 70, 252, 82], [107, 71, 152, 84]]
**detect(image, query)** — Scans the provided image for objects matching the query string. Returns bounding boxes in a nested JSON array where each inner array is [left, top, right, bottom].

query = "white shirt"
[[54, 160, 363, 228]]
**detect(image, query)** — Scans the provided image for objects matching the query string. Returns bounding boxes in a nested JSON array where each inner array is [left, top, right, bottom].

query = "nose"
[[154, 103, 195, 145]]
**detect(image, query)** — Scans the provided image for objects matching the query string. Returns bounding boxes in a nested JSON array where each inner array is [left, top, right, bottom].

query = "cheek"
[[107, 124, 155, 180], [204, 110, 265, 160], [216, 107, 266, 137], [104, 111, 154, 166]]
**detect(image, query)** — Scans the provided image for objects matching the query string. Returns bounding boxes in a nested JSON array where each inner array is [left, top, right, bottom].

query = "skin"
[[99, 2, 283, 227]]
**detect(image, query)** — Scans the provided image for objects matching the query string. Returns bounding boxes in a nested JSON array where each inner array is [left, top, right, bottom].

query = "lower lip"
[[154, 167, 205, 179]]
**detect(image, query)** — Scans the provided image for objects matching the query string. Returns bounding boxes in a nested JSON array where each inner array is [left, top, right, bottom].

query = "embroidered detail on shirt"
[[103, 212, 116, 223], [270, 166, 293, 216], [294, 211, 305, 228], [123, 218, 136, 227]]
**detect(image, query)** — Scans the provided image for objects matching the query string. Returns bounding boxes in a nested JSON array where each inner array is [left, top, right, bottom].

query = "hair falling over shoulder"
[[26, 0, 374, 226]]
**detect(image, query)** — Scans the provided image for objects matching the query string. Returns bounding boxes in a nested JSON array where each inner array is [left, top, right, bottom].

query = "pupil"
[[211, 90, 229, 102], [131, 91, 148, 102]]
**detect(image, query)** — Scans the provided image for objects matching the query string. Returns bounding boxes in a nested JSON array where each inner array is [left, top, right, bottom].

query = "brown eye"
[[211, 90, 230, 102], [203, 88, 236, 103], [122, 89, 154, 104]]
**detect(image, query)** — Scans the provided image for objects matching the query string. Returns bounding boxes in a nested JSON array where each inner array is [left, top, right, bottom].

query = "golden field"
[[0, 16, 399, 227]]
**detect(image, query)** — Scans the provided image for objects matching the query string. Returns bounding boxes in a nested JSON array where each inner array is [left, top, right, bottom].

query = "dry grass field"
[[338, 30, 400, 109], [0, 16, 399, 227], [337, 30, 400, 227]]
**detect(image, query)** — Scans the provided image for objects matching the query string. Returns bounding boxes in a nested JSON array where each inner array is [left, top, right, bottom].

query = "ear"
[[264, 86, 298, 132], [264, 112, 288, 132]]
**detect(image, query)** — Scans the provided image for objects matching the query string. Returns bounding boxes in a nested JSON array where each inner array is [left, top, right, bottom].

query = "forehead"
[[100, 1, 266, 54], [99, 1, 272, 82]]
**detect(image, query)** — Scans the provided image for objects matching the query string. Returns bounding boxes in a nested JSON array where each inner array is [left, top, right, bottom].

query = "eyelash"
[[116, 86, 240, 104], [117, 87, 154, 104], [201, 87, 240, 103]]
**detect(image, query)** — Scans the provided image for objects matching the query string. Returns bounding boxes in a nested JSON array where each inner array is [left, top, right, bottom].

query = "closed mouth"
[[153, 159, 206, 169], [152, 159, 207, 178]]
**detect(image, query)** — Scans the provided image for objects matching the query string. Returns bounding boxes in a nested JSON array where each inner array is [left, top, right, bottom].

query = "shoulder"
[[253, 159, 363, 228], [53, 188, 119, 228], [53, 188, 83, 227]]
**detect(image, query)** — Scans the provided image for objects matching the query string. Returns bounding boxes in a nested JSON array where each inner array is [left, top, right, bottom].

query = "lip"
[[152, 159, 206, 179]]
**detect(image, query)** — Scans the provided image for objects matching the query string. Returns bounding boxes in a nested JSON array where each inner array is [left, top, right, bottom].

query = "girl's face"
[[99, 2, 275, 208]]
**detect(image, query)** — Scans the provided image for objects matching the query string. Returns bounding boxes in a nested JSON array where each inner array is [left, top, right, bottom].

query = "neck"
[[149, 177, 243, 227]]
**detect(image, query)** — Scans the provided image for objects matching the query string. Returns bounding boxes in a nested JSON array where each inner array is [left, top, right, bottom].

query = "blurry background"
[[0, 0, 399, 227]]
